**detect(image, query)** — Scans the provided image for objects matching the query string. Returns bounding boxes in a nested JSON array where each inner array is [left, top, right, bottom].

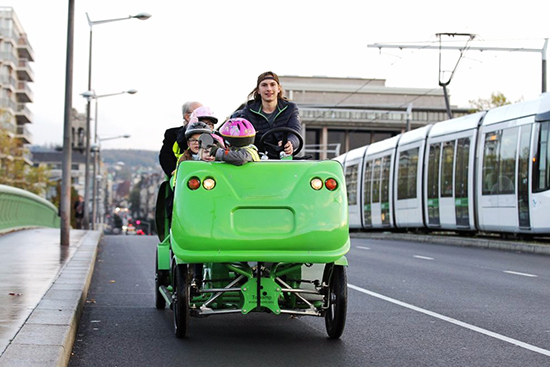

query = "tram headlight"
[[187, 177, 201, 190], [325, 178, 338, 191], [203, 178, 216, 190], [310, 178, 323, 190]]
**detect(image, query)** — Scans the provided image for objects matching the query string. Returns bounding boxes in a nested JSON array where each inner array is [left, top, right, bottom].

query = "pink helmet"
[[189, 106, 218, 125], [219, 118, 256, 147]]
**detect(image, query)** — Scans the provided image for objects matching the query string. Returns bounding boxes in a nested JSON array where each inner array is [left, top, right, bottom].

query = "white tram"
[[338, 93, 550, 235]]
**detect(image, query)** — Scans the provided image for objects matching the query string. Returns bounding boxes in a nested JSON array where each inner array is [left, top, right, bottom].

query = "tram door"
[[480, 127, 519, 231], [454, 138, 471, 227], [517, 126, 531, 229], [427, 143, 441, 226], [363, 160, 373, 228]]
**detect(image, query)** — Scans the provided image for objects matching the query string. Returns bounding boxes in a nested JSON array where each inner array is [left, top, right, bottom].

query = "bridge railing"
[[0, 184, 60, 234]]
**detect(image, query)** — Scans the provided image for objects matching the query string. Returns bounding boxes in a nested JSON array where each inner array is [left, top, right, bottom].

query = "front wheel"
[[324, 264, 347, 339], [173, 264, 190, 338]]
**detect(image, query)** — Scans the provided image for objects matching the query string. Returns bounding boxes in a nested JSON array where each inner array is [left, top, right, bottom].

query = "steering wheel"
[[258, 127, 304, 158]]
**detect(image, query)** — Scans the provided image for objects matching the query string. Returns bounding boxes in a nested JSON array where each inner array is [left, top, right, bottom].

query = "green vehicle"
[[155, 128, 350, 339]]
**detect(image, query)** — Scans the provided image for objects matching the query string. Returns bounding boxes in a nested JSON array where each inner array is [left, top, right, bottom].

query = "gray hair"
[[181, 101, 202, 121]]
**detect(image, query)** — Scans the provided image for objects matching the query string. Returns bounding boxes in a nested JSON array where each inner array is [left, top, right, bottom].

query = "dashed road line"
[[356, 246, 371, 250], [348, 283, 550, 357], [413, 255, 434, 260], [503, 270, 538, 278]]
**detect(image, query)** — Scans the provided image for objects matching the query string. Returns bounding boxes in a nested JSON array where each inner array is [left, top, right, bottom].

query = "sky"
[[6, 0, 549, 151]]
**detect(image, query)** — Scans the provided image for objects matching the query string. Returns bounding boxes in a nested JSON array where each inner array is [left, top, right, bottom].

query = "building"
[[0, 7, 34, 164], [280, 76, 471, 159]]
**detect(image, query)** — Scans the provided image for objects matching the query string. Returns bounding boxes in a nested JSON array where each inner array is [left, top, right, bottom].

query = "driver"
[[234, 71, 301, 159]]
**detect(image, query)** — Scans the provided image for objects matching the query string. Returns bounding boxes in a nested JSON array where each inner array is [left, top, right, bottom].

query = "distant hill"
[[102, 149, 159, 171]]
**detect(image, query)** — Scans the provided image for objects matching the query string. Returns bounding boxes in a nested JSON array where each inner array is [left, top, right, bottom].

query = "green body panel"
[[157, 236, 170, 270], [171, 160, 350, 264], [334, 256, 348, 266]]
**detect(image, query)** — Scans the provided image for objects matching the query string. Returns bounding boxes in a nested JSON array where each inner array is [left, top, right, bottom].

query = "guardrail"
[[0, 184, 60, 234]]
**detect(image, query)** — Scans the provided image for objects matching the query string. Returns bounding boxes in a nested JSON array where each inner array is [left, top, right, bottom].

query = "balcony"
[[0, 119, 16, 134], [16, 81, 33, 103], [0, 51, 18, 68], [0, 97, 17, 112], [17, 34, 34, 62], [15, 103, 32, 124], [16, 58, 34, 82], [16, 124, 33, 145]]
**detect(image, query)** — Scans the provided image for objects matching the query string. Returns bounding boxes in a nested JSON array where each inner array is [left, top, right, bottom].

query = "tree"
[[0, 132, 54, 196], [469, 92, 520, 112]]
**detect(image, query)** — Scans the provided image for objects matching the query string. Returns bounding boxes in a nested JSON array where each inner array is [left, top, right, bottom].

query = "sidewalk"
[[0, 228, 102, 367], [351, 231, 550, 256]]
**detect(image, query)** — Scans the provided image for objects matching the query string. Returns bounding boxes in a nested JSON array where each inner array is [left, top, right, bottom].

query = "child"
[[200, 133, 225, 162], [208, 118, 260, 165]]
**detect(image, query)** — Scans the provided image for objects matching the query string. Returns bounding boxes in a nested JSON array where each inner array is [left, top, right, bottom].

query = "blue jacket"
[[237, 99, 301, 159]]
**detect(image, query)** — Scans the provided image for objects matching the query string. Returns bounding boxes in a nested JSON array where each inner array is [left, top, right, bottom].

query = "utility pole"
[[60, 0, 75, 246], [368, 37, 549, 116]]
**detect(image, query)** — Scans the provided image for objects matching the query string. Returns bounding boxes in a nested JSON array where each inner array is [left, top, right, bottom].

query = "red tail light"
[[187, 177, 201, 190], [325, 178, 338, 191]]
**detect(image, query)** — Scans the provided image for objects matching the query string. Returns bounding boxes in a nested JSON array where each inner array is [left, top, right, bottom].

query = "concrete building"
[[0, 7, 34, 164], [280, 75, 471, 159]]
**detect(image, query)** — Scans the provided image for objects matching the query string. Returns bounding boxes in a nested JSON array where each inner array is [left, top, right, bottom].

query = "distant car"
[[136, 229, 145, 236], [126, 226, 136, 235]]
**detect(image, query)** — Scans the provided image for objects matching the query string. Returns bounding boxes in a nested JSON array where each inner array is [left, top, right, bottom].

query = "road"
[[69, 235, 550, 366]]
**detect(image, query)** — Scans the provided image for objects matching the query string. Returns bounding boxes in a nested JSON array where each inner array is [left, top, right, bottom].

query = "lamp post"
[[83, 11, 150, 230], [93, 134, 131, 230]]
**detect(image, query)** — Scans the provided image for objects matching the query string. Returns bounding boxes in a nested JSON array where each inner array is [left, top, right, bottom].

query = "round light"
[[203, 178, 216, 190], [325, 178, 338, 191], [187, 177, 200, 190], [310, 178, 323, 190]]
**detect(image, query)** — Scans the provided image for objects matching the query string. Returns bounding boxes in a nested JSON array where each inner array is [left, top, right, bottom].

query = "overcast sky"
[[6, 0, 549, 151]]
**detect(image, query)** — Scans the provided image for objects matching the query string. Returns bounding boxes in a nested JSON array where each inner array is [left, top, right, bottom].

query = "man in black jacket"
[[159, 101, 202, 177]]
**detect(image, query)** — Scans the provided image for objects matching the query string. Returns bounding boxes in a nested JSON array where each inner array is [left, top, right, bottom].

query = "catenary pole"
[[60, 0, 75, 246]]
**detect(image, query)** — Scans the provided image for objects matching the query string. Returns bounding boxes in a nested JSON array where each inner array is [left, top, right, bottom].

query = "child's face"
[[188, 134, 201, 154], [201, 148, 214, 162]]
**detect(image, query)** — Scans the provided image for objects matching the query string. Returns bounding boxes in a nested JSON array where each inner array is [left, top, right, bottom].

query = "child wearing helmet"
[[173, 121, 212, 165], [188, 106, 218, 130], [208, 118, 260, 166]]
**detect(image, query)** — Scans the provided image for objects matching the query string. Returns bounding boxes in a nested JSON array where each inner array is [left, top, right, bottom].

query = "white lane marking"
[[413, 255, 434, 261], [348, 283, 550, 357], [503, 270, 538, 278], [356, 246, 371, 250]]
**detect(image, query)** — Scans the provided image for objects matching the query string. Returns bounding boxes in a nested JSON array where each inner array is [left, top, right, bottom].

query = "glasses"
[[188, 138, 199, 144]]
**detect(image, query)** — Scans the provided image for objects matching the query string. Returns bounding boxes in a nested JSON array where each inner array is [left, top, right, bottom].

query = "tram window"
[[498, 127, 518, 194], [381, 155, 391, 225], [427, 144, 441, 199], [372, 159, 381, 203], [345, 164, 358, 205], [441, 141, 455, 197], [482, 132, 499, 195], [397, 148, 419, 200], [364, 160, 373, 225], [533, 122, 550, 192]]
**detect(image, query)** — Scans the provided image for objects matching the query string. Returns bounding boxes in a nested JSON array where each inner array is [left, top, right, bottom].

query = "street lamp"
[[82, 11, 150, 230], [92, 134, 131, 230]]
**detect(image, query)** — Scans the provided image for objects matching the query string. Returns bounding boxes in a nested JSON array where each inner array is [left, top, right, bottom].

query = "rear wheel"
[[173, 263, 189, 338], [155, 250, 168, 309], [324, 264, 347, 339]]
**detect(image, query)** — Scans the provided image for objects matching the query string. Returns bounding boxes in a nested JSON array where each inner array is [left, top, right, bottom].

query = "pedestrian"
[[159, 101, 202, 177], [235, 71, 301, 159], [74, 195, 84, 229]]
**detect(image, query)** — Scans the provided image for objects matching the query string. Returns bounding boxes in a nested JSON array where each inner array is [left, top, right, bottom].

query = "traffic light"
[[136, 220, 141, 225]]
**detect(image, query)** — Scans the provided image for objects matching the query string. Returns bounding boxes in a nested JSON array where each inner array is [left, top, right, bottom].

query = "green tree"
[[469, 92, 520, 112], [0, 132, 54, 196]]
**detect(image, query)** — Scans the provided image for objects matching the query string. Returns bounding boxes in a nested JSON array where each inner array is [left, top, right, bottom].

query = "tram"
[[338, 93, 550, 235]]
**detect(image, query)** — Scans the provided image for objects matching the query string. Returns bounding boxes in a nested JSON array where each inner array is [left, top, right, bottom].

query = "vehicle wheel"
[[155, 251, 168, 309], [173, 263, 189, 338], [324, 264, 347, 339]]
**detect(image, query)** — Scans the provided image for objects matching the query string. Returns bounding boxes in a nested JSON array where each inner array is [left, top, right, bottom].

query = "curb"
[[350, 231, 550, 256], [0, 231, 102, 367]]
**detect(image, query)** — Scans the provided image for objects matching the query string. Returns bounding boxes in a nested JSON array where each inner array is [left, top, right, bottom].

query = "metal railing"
[[0, 184, 60, 234]]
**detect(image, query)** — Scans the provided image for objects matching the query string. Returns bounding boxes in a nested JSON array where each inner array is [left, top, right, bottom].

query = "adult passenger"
[[159, 101, 202, 177], [236, 71, 301, 159]]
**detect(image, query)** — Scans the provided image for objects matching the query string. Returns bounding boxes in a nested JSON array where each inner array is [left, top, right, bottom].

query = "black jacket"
[[237, 99, 301, 159], [159, 126, 188, 177]]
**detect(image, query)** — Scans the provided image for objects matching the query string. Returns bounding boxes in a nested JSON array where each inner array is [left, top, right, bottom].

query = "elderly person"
[[236, 71, 301, 159], [159, 101, 202, 177]]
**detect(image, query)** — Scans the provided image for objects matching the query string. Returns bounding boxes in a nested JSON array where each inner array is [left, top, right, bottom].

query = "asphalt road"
[[69, 235, 550, 367]]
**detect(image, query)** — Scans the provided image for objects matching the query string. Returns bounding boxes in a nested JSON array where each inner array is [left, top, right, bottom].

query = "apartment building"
[[0, 7, 33, 164], [280, 75, 471, 159]]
